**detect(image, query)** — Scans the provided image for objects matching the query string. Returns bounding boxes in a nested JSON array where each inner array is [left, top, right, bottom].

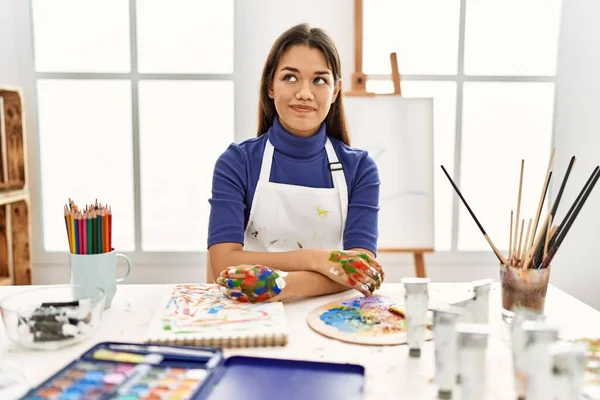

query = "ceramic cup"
[[68, 250, 132, 309]]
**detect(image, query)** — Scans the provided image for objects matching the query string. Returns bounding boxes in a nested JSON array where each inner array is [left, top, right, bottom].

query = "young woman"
[[207, 23, 384, 303]]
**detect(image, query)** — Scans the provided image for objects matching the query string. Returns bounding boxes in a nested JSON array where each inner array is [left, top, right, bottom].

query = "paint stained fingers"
[[220, 266, 251, 278], [218, 286, 248, 301], [358, 262, 383, 288], [365, 256, 385, 281], [352, 280, 373, 296], [217, 277, 243, 290], [356, 272, 378, 293]]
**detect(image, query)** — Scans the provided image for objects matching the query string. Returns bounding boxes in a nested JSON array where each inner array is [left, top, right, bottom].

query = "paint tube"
[[471, 279, 493, 324], [551, 341, 587, 400], [401, 277, 430, 357], [510, 307, 545, 399], [521, 320, 560, 400], [431, 304, 465, 399], [456, 323, 489, 400]]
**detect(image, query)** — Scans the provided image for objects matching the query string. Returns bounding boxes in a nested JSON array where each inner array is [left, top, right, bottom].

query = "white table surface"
[[1, 282, 599, 400]]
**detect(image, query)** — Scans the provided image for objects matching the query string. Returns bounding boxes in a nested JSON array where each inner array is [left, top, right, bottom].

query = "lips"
[[290, 105, 315, 113]]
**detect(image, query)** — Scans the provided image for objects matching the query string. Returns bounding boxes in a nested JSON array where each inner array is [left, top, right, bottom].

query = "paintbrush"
[[440, 165, 507, 265], [529, 165, 599, 268], [530, 156, 576, 266], [538, 167, 600, 269]]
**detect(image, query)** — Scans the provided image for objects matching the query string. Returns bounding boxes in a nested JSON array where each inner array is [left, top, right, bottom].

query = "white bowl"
[[0, 285, 105, 350]]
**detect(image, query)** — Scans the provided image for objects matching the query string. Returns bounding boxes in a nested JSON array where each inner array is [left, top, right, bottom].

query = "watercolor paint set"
[[22, 341, 365, 400]]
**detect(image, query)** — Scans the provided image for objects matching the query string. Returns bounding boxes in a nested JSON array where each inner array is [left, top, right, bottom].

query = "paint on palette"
[[319, 296, 406, 334], [27, 360, 207, 400], [160, 284, 284, 334]]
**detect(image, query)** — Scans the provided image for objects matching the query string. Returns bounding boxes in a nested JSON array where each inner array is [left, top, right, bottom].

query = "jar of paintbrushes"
[[441, 149, 599, 323]]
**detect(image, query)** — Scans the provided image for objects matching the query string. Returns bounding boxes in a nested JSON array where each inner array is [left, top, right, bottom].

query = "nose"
[[296, 81, 314, 101]]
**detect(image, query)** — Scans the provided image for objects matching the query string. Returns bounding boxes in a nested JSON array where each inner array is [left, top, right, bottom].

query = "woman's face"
[[269, 45, 341, 137]]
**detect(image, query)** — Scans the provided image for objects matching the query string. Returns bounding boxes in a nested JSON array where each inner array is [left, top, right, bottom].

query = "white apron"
[[243, 138, 348, 252]]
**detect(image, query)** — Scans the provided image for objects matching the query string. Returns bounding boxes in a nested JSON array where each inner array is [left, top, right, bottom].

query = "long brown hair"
[[257, 23, 350, 146]]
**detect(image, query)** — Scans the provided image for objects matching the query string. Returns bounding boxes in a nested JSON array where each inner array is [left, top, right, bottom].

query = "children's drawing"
[[307, 295, 433, 346], [160, 284, 284, 335]]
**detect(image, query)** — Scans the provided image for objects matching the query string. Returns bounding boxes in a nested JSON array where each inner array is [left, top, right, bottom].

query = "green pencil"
[[97, 211, 103, 254], [92, 212, 97, 254], [87, 212, 92, 255]]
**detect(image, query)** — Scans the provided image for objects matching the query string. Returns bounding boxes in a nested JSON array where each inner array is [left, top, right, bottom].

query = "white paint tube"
[[431, 304, 465, 399], [551, 341, 587, 400], [510, 307, 545, 399], [456, 323, 489, 400], [401, 277, 430, 357], [471, 279, 493, 324], [521, 320, 560, 400]]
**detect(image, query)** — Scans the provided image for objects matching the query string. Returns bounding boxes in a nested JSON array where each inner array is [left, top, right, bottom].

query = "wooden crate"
[[0, 87, 31, 286], [0, 197, 32, 285], [0, 88, 26, 190]]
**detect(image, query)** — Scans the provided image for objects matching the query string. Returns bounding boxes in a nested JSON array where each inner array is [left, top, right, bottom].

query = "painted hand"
[[216, 265, 288, 303], [326, 250, 384, 296]]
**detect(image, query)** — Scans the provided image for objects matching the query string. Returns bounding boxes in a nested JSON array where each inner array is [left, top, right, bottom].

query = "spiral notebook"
[[144, 284, 289, 348]]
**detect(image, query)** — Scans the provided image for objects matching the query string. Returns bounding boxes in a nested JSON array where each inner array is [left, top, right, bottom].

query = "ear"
[[331, 79, 342, 103], [268, 86, 274, 99]]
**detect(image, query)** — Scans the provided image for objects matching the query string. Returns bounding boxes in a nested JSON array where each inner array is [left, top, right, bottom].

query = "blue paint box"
[[21, 341, 365, 399]]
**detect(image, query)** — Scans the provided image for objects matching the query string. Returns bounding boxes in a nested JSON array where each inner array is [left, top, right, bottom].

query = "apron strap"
[[325, 139, 349, 240], [259, 140, 275, 182]]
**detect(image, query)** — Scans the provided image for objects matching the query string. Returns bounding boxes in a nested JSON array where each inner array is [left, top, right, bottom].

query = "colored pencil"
[[87, 212, 93, 255], [74, 213, 80, 254], [108, 207, 112, 251], [70, 212, 76, 254], [92, 211, 97, 254], [103, 209, 109, 253], [82, 212, 87, 254], [97, 210, 103, 254], [63, 199, 113, 255]]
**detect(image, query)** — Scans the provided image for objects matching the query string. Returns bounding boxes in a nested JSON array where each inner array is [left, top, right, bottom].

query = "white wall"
[[550, 0, 600, 310]]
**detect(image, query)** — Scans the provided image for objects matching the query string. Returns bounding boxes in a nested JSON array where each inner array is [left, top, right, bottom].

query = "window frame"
[[14, 0, 557, 272], [363, 0, 558, 252], [23, 0, 234, 266]]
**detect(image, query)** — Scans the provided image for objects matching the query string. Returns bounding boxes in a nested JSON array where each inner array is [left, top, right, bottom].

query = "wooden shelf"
[[0, 87, 32, 285], [0, 189, 28, 206]]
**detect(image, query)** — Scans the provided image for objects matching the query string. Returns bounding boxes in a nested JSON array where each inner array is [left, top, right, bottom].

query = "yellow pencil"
[[69, 211, 76, 253]]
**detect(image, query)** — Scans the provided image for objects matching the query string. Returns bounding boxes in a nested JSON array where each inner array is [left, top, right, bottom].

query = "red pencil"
[[82, 211, 87, 254], [108, 206, 112, 251]]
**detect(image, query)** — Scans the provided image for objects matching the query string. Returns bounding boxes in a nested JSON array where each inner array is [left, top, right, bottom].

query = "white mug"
[[68, 250, 132, 309]]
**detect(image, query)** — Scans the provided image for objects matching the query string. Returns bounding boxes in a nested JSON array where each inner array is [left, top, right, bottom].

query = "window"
[[364, 0, 562, 251], [32, 0, 234, 253]]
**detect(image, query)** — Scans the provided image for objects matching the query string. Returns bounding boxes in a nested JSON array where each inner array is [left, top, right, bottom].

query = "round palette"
[[306, 295, 434, 345]]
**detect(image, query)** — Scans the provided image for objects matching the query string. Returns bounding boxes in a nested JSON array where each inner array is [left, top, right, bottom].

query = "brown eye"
[[314, 77, 327, 85], [283, 74, 297, 82]]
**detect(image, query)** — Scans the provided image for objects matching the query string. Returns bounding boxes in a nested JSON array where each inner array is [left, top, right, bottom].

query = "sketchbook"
[[143, 284, 289, 348]]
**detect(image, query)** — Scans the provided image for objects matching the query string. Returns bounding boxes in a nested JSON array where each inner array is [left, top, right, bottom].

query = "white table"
[[1, 282, 599, 399]]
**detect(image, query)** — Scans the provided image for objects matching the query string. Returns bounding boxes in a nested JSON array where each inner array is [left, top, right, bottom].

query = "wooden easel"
[[344, 0, 432, 278]]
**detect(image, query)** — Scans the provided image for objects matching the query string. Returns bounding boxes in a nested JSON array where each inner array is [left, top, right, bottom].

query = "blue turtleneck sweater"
[[207, 117, 380, 255]]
